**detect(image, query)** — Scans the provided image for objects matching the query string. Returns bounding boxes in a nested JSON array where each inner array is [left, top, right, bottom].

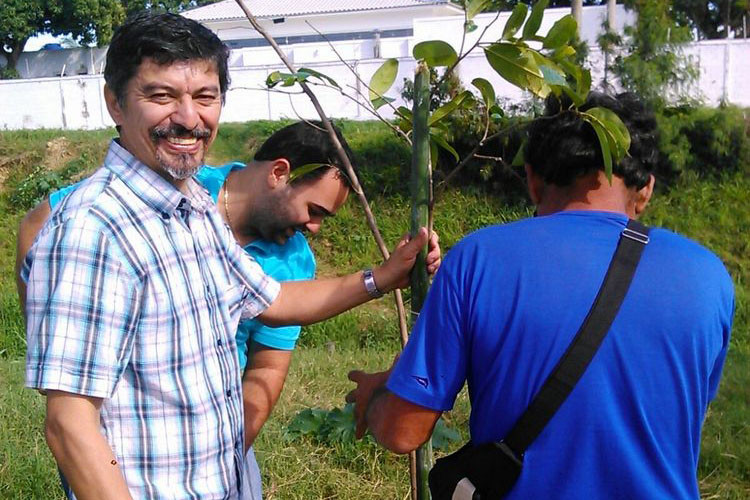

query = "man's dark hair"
[[104, 11, 230, 106], [254, 121, 357, 188], [524, 92, 658, 189]]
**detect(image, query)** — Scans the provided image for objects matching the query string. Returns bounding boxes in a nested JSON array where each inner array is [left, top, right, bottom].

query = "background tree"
[[606, 0, 698, 107], [0, 0, 218, 79], [671, 0, 750, 39]]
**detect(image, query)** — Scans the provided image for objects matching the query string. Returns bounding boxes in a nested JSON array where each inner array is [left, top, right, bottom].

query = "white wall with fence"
[[1, 36, 747, 130]]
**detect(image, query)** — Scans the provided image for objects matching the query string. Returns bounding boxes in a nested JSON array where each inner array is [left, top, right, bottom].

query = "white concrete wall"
[[4, 47, 108, 80], [1, 19, 748, 130]]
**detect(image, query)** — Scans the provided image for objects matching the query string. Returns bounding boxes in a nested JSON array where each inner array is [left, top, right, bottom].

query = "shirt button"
[[217, 339, 223, 347], [226, 390, 232, 398]]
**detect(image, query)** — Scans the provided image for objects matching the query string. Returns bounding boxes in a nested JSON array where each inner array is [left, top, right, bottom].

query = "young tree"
[[610, 0, 698, 106]]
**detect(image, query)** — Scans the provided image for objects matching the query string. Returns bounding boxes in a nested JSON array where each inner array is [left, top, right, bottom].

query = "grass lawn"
[[0, 122, 748, 498]]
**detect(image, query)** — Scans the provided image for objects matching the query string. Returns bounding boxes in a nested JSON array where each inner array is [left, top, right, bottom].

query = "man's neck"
[[536, 171, 639, 219], [221, 162, 261, 247]]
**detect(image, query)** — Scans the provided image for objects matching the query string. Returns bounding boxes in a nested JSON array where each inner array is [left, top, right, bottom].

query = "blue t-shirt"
[[49, 163, 316, 371], [388, 211, 734, 499]]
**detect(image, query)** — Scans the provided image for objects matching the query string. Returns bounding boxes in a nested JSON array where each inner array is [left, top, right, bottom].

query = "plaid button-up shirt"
[[24, 140, 280, 499]]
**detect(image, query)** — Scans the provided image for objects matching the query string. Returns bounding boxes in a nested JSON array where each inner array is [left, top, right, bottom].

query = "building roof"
[[182, 0, 459, 22]]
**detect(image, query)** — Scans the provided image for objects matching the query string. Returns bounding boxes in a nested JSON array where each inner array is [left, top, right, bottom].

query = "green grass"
[[0, 123, 748, 498]]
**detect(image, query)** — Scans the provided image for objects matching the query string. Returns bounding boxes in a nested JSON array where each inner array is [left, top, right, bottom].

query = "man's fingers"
[[401, 227, 428, 257], [347, 370, 364, 383]]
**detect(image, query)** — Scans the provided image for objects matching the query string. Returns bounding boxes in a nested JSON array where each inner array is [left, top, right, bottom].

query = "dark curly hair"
[[104, 11, 230, 106], [254, 121, 357, 188], [524, 92, 658, 189]]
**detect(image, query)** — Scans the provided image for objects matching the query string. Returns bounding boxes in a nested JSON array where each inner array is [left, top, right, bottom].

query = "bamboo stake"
[[410, 61, 434, 500], [232, 0, 416, 493]]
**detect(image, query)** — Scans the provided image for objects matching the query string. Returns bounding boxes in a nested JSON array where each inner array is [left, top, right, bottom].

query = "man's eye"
[[197, 94, 219, 103], [150, 93, 171, 101]]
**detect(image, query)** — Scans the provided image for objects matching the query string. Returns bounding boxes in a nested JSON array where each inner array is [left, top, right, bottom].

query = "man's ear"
[[104, 85, 124, 126], [267, 158, 292, 188], [633, 174, 655, 218], [525, 164, 543, 206]]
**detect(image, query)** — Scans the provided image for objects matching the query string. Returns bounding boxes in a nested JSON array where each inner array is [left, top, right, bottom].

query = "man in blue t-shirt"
[[347, 93, 734, 499]]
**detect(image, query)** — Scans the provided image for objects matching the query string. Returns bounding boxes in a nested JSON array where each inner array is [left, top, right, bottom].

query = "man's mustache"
[[150, 125, 211, 141]]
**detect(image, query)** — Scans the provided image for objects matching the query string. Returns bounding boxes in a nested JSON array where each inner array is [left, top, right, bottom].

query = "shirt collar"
[[103, 140, 214, 219]]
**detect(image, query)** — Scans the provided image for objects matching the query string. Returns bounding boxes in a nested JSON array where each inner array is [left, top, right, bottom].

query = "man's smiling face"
[[105, 58, 222, 184]]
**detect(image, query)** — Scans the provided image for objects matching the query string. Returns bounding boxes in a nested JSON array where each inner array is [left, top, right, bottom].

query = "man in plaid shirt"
[[23, 12, 436, 499]]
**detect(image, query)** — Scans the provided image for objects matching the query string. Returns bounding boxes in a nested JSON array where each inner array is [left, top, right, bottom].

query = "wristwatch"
[[362, 268, 384, 299]]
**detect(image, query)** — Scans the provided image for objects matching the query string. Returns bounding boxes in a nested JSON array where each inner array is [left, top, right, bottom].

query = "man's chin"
[[270, 229, 296, 245], [158, 153, 203, 181]]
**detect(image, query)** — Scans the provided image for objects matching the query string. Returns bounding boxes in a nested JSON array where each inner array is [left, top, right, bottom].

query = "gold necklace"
[[223, 171, 235, 231]]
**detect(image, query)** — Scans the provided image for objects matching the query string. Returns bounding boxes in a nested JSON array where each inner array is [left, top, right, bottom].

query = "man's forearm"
[[258, 229, 430, 327], [45, 391, 132, 500], [259, 271, 374, 327], [242, 345, 292, 450]]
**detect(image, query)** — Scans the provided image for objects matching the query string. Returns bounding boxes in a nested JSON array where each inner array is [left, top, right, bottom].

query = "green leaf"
[[489, 104, 504, 117], [369, 58, 399, 103], [543, 15, 577, 49], [413, 40, 458, 67], [298, 67, 340, 88], [540, 65, 567, 88], [511, 140, 526, 167], [371, 96, 396, 110], [577, 68, 592, 100], [430, 138, 439, 169], [484, 44, 548, 97], [281, 74, 298, 87], [471, 77, 496, 106], [551, 45, 577, 61], [428, 90, 472, 126], [522, 0, 549, 40], [533, 52, 568, 88], [466, 0, 492, 20], [288, 163, 329, 183], [587, 107, 631, 160], [562, 86, 586, 107], [502, 3, 528, 40], [266, 71, 282, 87], [587, 118, 614, 182], [464, 20, 478, 33], [267, 71, 297, 88], [430, 132, 459, 162], [396, 106, 413, 133]]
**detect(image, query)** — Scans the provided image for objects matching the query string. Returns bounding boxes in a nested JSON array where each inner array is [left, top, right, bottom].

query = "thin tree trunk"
[[410, 61, 433, 500], [607, 0, 617, 31], [572, 0, 583, 35]]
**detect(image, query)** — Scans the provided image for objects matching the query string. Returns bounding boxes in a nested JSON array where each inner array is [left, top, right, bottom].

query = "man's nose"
[[172, 96, 200, 131]]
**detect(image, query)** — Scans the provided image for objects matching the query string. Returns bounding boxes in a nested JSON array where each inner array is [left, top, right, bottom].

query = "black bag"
[[428, 220, 651, 500], [429, 441, 522, 499]]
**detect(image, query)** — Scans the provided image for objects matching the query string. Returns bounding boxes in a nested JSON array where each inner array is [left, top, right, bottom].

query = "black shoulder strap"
[[502, 219, 651, 456]]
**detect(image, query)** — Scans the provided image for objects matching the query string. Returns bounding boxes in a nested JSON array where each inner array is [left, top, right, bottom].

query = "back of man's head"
[[104, 11, 230, 106], [524, 92, 658, 189], [254, 121, 356, 188]]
